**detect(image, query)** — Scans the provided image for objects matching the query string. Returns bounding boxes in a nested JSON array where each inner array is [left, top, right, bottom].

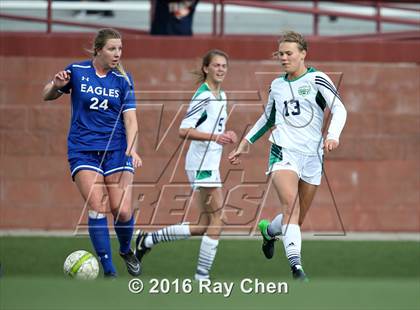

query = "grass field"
[[0, 236, 419, 310]]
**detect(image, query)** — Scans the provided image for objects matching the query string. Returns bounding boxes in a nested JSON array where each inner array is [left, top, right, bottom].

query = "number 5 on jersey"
[[90, 97, 109, 110], [218, 117, 225, 132]]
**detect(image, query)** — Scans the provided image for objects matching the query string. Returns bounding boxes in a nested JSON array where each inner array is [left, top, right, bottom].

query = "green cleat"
[[258, 219, 276, 259]]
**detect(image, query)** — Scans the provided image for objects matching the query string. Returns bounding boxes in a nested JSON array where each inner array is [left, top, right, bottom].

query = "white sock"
[[267, 213, 283, 237], [195, 235, 219, 280], [281, 224, 302, 267], [145, 224, 191, 248]]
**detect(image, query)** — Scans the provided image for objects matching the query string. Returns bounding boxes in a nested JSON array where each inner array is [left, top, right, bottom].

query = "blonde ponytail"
[[116, 62, 132, 87]]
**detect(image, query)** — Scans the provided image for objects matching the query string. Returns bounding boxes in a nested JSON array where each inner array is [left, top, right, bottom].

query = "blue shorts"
[[68, 149, 134, 180]]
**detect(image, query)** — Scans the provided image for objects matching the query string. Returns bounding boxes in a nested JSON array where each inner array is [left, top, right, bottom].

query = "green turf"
[[0, 237, 419, 310]]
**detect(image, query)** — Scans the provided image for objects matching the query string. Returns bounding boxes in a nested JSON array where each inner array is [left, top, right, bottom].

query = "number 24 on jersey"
[[89, 97, 109, 111]]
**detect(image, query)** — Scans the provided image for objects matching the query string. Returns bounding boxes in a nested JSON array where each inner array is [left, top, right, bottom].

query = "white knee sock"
[[195, 235, 219, 280], [281, 224, 302, 268], [267, 213, 283, 237], [145, 224, 191, 248]]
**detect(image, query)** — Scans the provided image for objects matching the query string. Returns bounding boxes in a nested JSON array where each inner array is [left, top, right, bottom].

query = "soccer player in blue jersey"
[[229, 31, 347, 281], [42, 28, 141, 277], [135, 50, 237, 280]]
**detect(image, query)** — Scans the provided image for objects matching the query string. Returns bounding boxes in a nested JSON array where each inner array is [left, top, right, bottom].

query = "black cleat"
[[292, 265, 309, 282], [258, 219, 276, 259], [262, 238, 276, 259], [135, 230, 151, 263], [120, 249, 141, 276]]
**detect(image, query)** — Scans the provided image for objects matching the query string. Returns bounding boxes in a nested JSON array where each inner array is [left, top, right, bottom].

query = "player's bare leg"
[[105, 171, 133, 221], [199, 187, 224, 239], [75, 170, 108, 214], [270, 170, 308, 281], [188, 189, 211, 236], [74, 170, 117, 277], [298, 180, 318, 226], [258, 170, 298, 260]]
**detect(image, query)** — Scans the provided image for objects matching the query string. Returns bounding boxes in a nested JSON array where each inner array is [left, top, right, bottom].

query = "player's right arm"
[[229, 87, 276, 165], [179, 94, 233, 145], [42, 70, 71, 101], [244, 87, 276, 144], [179, 128, 233, 145]]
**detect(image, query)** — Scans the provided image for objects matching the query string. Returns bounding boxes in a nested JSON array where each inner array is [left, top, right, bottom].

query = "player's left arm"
[[122, 74, 142, 167], [123, 110, 142, 168], [224, 94, 238, 144], [316, 72, 347, 153]]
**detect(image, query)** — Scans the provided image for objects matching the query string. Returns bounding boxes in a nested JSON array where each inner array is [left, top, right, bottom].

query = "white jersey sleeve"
[[314, 72, 347, 142], [180, 92, 211, 129], [245, 88, 276, 144]]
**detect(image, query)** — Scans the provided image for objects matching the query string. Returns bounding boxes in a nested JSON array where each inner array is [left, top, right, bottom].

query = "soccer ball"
[[63, 250, 99, 280]]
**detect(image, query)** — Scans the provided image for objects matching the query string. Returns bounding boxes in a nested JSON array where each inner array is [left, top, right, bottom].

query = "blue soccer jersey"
[[59, 60, 136, 154]]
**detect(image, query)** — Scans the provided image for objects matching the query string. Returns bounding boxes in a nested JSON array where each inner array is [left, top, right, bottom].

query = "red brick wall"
[[0, 56, 419, 232]]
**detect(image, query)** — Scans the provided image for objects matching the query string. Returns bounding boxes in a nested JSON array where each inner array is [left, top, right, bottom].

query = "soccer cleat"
[[120, 249, 141, 276], [292, 265, 309, 282], [194, 268, 210, 281], [135, 230, 151, 262], [258, 219, 276, 259]]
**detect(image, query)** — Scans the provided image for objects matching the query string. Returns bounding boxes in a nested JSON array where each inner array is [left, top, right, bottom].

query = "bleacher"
[[1, 0, 419, 37]]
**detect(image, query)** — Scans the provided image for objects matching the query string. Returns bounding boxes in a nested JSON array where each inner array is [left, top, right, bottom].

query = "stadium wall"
[[0, 34, 419, 233]]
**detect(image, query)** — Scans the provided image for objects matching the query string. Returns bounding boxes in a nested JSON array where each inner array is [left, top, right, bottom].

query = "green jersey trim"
[[284, 67, 317, 82], [268, 144, 283, 167], [192, 83, 224, 101], [196, 170, 212, 180], [192, 83, 211, 100], [249, 101, 276, 143]]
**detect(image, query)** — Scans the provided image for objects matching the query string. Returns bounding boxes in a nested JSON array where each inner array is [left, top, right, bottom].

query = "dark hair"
[[193, 49, 229, 84]]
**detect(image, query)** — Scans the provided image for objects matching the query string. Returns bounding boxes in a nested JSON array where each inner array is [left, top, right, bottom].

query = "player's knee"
[[112, 209, 132, 222], [88, 201, 107, 214], [219, 213, 228, 225], [194, 226, 207, 236], [209, 212, 225, 226]]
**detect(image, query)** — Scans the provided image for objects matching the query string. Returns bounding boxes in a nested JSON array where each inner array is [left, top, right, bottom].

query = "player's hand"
[[215, 133, 234, 145], [324, 139, 339, 153], [129, 151, 143, 168], [225, 130, 238, 144], [52, 70, 71, 89], [228, 139, 249, 165]]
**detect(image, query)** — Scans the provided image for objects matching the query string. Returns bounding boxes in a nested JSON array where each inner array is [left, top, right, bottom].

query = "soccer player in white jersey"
[[135, 49, 237, 280], [229, 31, 347, 281], [43, 28, 141, 278]]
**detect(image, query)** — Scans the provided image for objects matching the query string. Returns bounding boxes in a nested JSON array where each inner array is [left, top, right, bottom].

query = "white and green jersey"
[[245, 67, 347, 155], [180, 83, 227, 170]]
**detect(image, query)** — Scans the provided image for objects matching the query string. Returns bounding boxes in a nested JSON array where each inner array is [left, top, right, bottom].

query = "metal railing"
[[0, 0, 419, 38]]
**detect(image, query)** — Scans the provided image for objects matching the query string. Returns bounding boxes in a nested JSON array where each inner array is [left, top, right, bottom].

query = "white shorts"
[[267, 144, 323, 185], [186, 170, 222, 189]]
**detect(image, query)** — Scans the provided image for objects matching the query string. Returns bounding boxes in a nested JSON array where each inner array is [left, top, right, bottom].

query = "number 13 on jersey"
[[283, 99, 301, 116]]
